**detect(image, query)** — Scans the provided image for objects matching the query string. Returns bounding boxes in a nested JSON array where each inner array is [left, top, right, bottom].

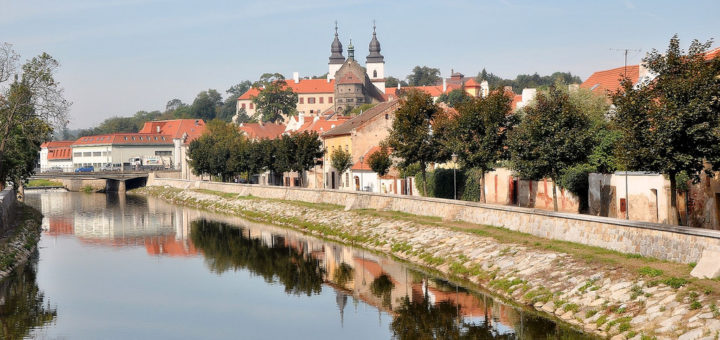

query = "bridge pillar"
[[118, 180, 126, 193]]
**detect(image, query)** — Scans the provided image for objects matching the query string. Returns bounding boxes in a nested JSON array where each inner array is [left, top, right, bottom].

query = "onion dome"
[[329, 22, 345, 65], [366, 23, 384, 63]]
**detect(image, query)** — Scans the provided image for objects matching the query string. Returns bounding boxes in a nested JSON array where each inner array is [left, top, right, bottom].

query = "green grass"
[[638, 266, 664, 277], [27, 179, 62, 187], [663, 277, 689, 289]]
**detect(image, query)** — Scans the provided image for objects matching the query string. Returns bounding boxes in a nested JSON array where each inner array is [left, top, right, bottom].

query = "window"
[[139, 136, 144, 141], [132, 136, 136, 140], [249, 103, 254, 109], [345, 173, 349, 187], [154, 136, 158, 140], [162, 136, 165, 140], [329, 97, 333, 103], [155, 151, 172, 156], [346, 98, 354, 102], [124, 136, 128, 140], [319, 97, 323, 104], [385, 114, 389, 120], [93, 152, 101, 156], [73, 152, 81, 157], [101, 152, 107, 156], [308, 97, 316, 104], [83, 152, 91, 157], [373, 70, 377, 78], [299, 97, 304, 104], [241, 103, 246, 109]]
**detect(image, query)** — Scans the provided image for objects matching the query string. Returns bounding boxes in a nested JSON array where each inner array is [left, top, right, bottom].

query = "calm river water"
[[0, 191, 594, 339]]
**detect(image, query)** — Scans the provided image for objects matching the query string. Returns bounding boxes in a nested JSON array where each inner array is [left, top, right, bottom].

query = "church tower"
[[365, 22, 385, 93], [328, 22, 345, 81]]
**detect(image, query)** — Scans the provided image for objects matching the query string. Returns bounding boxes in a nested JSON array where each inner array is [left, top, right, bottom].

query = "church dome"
[[329, 24, 345, 65], [366, 25, 384, 64]]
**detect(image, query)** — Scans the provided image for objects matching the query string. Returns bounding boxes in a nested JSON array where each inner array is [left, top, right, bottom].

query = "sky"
[[1, 0, 718, 129]]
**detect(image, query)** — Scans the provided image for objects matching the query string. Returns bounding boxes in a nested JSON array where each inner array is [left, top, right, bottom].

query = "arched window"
[[373, 70, 377, 78]]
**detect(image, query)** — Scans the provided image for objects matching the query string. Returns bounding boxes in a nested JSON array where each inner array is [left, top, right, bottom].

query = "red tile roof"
[[352, 146, 384, 171], [238, 122, 286, 140], [238, 79, 335, 100], [47, 147, 72, 160], [40, 140, 74, 148], [464, 78, 481, 87], [511, 94, 522, 111], [72, 133, 174, 146], [706, 46, 720, 61], [322, 100, 400, 137], [138, 119, 206, 142], [294, 116, 349, 135], [580, 65, 640, 95]]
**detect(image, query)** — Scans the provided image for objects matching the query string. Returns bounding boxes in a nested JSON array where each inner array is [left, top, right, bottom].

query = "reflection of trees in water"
[[370, 274, 395, 309], [190, 219, 325, 296], [334, 263, 354, 286], [0, 254, 57, 340]]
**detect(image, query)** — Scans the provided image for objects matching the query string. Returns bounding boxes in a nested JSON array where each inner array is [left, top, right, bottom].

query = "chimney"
[[481, 81, 489, 97], [156, 125, 160, 133], [442, 78, 447, 93], [293, 72, 299, 84]]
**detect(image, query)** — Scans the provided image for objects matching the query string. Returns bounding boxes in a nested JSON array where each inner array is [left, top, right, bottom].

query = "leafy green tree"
[[272, 134, 295, 184], [612, 35, 720, 224], [367, 146, 392, 177], [226, 81, 252, 99], [385, 76, 408, 88], [218, 81, 253, 123], [187, 120, 241, 182], [406, 66, 441, 86], [330, 148, 352, 188], [476, 68, 583, 93], [386, 89, 443, 195], [508, 86, 594, 211], [291, 131, 323, 187], [165, 98, 185, 112], [438, 89, 516, 202], [436, 88, 472, 108], [190, 90, 222, 121], [0, 44, 70, 189], [251, 73, 298, 123]]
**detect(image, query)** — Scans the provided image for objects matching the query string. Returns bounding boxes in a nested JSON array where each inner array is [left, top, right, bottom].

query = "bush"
[[558, 163, 595, 213], [461, 168, 484, 202], [413, 168, 465, 199]]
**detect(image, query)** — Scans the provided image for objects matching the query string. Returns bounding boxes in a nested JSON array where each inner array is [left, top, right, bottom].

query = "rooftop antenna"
[[609, 47, 641, 220]]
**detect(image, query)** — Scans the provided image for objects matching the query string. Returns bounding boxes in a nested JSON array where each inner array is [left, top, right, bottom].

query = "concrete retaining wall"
[[146, 176, 720, 264], [0, 188, 17, 235]]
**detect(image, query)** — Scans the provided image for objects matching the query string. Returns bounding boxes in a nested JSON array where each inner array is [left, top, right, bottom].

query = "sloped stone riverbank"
[[135, 186, 720, 340]]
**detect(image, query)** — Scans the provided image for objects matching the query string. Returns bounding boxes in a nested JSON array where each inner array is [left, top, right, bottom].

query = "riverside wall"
[[147, 175, 720, 264], [0, 188, 16, 235]]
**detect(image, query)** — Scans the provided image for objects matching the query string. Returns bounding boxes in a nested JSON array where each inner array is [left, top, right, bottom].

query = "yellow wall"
[[323, 134, 352, 188]]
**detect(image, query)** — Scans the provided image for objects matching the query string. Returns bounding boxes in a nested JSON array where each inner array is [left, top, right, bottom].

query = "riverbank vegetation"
[[0, 203, 42, 278], [27, 179, 62, 187]]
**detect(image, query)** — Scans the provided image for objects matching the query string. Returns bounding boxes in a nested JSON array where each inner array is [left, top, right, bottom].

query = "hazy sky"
[[2, 0, 718, 129]]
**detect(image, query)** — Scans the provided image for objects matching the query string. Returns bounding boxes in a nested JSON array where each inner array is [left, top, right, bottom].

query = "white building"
[[39, 141, 74, 172], [71, 133, 175, 169]]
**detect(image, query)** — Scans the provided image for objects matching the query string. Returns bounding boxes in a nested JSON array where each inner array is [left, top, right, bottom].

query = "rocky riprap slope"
[[138, 186, 720, 340]]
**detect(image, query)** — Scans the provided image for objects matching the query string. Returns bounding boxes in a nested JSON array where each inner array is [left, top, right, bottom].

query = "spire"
[[329, 21, 345, 65], [347, 38, 354, 60], [366, 20, 384, 64]]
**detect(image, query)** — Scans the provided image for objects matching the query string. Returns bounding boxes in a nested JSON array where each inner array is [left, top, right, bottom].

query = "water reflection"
[[18, 191, 594, 339], [0, 255, 56, 340]]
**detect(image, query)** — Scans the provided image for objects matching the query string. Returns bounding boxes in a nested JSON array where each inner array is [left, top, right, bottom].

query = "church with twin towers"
[[235, 23, 389, 119]]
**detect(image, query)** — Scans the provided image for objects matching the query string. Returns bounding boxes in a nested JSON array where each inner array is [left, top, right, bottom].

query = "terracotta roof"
[[47, 147, 72, 160], [238, 79, 335, 100], [72, 133, 174, 146], [41, 140, 74, 148], [238, 122, 286, 140], [351, 146, 383, 171], [322, 100, 399, 138], [580, 65, 640, 95], [511, 94, 523, 111], [295, 116, 349, 135], [706, 46, 720, 61], [138, 119, 206, 142], [464, 78, 481, 87]]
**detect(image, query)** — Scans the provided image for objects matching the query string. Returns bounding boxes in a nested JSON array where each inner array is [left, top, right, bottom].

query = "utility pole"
[[610, 48, 641, 220]]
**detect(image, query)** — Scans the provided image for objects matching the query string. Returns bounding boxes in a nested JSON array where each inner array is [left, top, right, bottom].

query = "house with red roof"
[[234, 77, 336, 122], [138, 119, 206, 170], [39, 141, 75, 172]]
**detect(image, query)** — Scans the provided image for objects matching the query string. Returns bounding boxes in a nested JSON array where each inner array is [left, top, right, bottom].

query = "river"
[[0, 191, 593, 339]]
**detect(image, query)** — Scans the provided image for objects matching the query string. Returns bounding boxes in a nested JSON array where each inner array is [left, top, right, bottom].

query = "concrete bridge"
[[31, 172, 152, 192]]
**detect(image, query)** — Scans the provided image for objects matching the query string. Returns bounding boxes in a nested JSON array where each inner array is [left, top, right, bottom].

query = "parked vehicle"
[[75, 166, 94, 173], [100, 163, 121, 172], [46, 166, 64, 173]]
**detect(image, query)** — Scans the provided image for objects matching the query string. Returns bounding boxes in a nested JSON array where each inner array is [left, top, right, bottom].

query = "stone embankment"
[[137, 186, 720, 340], [0, 204, 42, 281]]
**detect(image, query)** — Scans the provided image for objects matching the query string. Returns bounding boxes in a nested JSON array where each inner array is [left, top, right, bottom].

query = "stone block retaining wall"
[[147, 175, 720, 264], [0, 188, 16, 235]]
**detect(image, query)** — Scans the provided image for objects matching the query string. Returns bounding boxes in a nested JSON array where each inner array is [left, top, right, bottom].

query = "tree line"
[[385, 36, 720, 226], [187, 120, 322, 185]]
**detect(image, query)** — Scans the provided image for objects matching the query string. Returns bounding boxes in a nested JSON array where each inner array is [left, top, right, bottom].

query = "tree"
[[385, 76, 408, 88], [368, 145, 392, 192], [251, 73, 298, 123], [406, 66, 441, 86], [272, 134, 295, 185], [187, 120, 241, 181], [330, 148, 352, 188], [612, 35, 720, 224], [291, 131, 323, 187], [436, 88, 472, 108], [226, 81, 252, 99], [438, 89, 516, 202], [508, 86, 594, 211], [386, 89, 443, 195], [190, 90, 222, 121], [0, 44, 70, 189], [165, 98, 185, 112]]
